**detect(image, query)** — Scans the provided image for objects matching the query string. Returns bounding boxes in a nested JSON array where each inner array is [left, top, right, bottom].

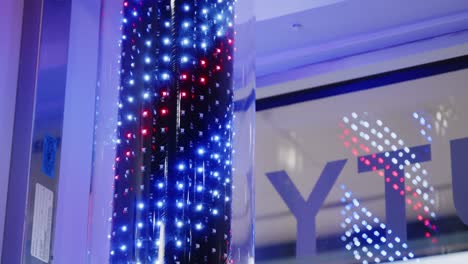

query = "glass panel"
[[255, 66, 468, 263]]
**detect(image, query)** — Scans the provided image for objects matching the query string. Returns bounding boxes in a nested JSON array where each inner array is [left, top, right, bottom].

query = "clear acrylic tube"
[[87, 0, 255, 263]]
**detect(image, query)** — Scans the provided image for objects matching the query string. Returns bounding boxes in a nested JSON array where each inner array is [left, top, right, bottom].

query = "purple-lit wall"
[[0, 0, 23, 257], [52, 0, 101, 263]]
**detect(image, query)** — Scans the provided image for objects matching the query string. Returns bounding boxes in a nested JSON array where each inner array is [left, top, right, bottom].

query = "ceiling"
[[255, 0, 468, 78]]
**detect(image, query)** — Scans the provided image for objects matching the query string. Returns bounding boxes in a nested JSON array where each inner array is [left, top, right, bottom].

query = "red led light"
[[228, 38, 233, 44], [161, 109, 168, 115], [216, 65, 221, 71], [200, 60, 206, 66], [227, 55, 232, 60], [126, 133, 132, 139], [200, 77, 206, 84], [181, 74, 187, 80], [142, 129, 148, 135], [123, 2, 128, 7], [126, 151, 131, 157], [162, 91, 168, 97], [216, 48, 221, 53], [181, 91, 187, 97], [142, 110, 149, 117]]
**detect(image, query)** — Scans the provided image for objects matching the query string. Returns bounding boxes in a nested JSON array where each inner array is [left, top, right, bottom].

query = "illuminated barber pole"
[[111, 0, 235, 263]]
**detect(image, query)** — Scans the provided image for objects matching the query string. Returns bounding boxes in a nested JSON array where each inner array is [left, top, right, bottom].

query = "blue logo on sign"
[[42, 135, 58, 178]]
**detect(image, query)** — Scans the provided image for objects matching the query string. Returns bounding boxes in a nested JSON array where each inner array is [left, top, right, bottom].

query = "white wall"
[[0, 0, 24, 257]]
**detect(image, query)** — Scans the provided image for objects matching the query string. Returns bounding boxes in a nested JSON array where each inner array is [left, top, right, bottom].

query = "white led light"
[[181, 38, 190, 46], [196, 204, 203, 211]]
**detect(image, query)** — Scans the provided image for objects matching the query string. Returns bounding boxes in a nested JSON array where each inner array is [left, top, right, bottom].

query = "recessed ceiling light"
[[292, 23, 303, 31]]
